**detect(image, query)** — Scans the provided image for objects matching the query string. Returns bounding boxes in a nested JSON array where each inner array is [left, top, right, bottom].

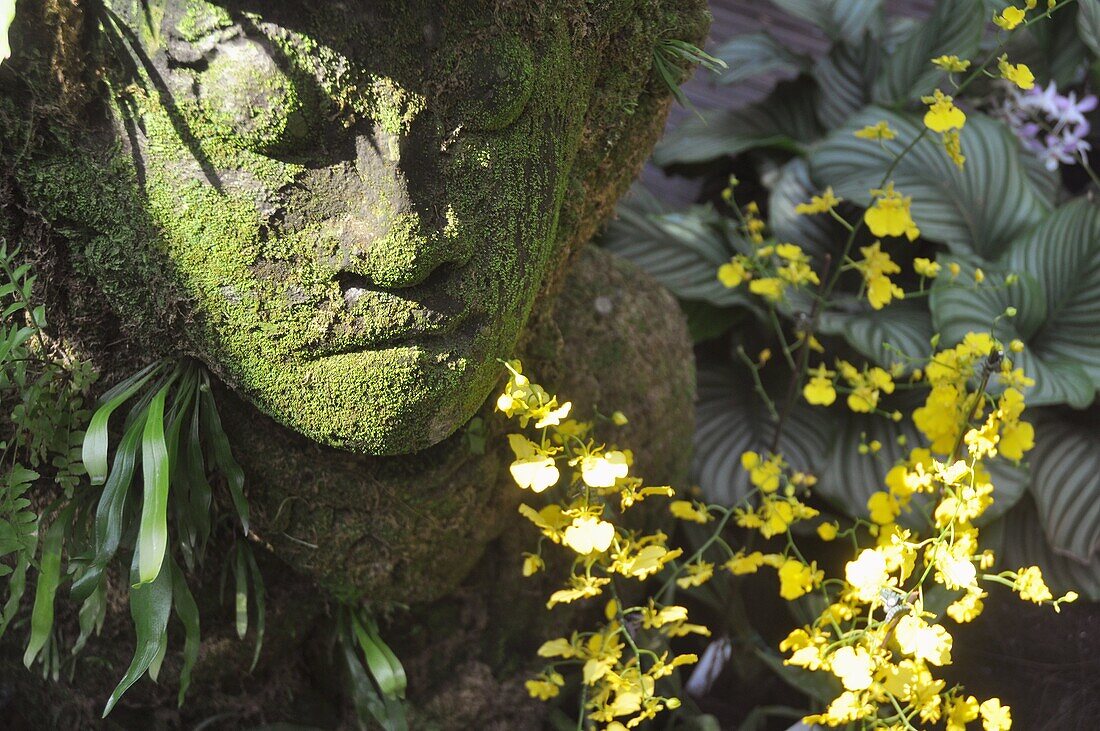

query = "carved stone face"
[[96, 0, 596, 454]]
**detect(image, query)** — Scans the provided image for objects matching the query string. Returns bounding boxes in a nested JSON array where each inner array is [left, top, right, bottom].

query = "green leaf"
[[71, 580, 106, 657], [819, 402, 925, 522], [1000, 495, 1100, 601], [711, 33, 809, 86], [872, 0, 983, 104], [23, 503, 74, 669], [184, 395, 213, 561], [136, 382, 171, 585], [0, 541, 33, 639], [1, 0, 15, 64], [235, 542, 248, 640], [169, 556, 201, 707], [603, 198, 754, 308], [768, 157, 846, 262], [81, 361, 162, 486], [200, 382, 249, 534], [768, 0, 884, 45], [817, 301, 935, 372], [340, 637, 407, 731], [1079, 0, 1100, 57], [1000, 199, 1100, 401], [1025, 408, 1100, 563], [244, 544, 265, 672], [930, 258, 1094, 408], [103, 550, 173, 717], [352, 613, 404, 700], [813, 39, 880, 129], [653, 79, 822, 167], [811, 108, 1053, 260], [71, 412, 145, 603], [694, 362, 831, 505]]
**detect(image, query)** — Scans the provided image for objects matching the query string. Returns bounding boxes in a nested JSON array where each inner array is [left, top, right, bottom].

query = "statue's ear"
[[2, 0, 98, 120]]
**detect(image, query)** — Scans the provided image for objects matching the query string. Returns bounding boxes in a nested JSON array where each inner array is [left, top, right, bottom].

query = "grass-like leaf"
[[103, 551, 173, 717], [81, 361, 163, 485], [136, 382, 171, 586], [23, 503, 74, 668]]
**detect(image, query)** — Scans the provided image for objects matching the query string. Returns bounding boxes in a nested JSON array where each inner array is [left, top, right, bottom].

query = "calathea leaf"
[[1024, 407, 1100, 564], [1000, 496, 1100, 601], [811, 108, 1052, 261], [930, 259, 1093, 408], [768, 157, 847, 263], [813, 38, 880, 129], [653, 79, 822, 167], [711, 32, 809, 87], [873, 0, 983, 104], [767, 0, 884, 46], [817, 300, 935, 373], [1078, 0, 1100, 57], [693, 360, 831, 505], [603, 196, 756, 310]]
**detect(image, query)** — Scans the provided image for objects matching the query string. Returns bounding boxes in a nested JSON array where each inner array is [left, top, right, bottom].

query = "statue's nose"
[[334, 123, 469, 289]]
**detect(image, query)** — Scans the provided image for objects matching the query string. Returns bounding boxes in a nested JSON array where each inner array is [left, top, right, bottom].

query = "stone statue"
[[0, 0, 705, 726]]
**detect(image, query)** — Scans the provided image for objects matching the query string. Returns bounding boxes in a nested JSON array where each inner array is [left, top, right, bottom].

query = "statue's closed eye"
[[192, 37, 312, 155]]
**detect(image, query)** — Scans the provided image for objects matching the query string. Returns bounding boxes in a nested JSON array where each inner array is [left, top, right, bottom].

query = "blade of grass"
[[23, 503, 75, 668], [169, 555, 201, 707], [102, 550, 173, 717], [136, 381, 171, 586], [244, 544, 265, 672], [81, 361, 163, 485], [200, 380, 248, 534]]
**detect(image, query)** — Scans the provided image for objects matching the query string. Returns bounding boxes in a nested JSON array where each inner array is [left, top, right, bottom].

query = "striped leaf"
[[693, 361, 831, 505], [1079, 0, 1100, 57], [813, 39, 880, 129], [1026, 408, 1100, 564], [872, 0, 983, 104], [817, 300, 934, 372], [712, 32, 809, 87], [811, 108, 1052, 261], [931, 201, 1100, 407], [603, 198, 753, 308], [653, 79, 822, 167], [1001, 496, 1100, 601], [768, 158, 847, 262], [768, 0, 884, 45]]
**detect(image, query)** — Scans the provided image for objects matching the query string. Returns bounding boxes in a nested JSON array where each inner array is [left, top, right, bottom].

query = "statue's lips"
[[300, 278, 475, 358]]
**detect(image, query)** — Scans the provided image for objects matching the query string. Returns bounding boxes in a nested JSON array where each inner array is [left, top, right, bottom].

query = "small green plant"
[[653, 39, 727, 115], [337, 602, 408, 731]]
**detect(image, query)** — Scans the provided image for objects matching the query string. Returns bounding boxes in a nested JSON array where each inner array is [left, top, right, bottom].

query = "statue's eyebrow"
[[100, 4, 225, 192]]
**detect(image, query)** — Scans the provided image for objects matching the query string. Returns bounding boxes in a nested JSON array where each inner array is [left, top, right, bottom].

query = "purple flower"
[[998, 81, 1097, 171]]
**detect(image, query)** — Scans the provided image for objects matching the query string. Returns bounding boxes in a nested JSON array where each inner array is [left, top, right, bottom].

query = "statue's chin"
[[233, 342, 492, 457]]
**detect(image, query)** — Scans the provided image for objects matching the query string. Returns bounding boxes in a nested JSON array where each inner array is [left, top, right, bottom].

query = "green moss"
[[176, 0, 233, 43], [197, 41, 308, 155]]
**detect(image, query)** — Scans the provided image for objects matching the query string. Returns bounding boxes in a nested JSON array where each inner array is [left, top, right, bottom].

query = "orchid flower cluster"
[[503, 4, 1086, 729], [498, 361, 705, 729], [999, 80, 1097, 171]]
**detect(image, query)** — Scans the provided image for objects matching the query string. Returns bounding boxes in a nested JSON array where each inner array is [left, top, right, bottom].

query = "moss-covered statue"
[[0, 0, 705, 726]]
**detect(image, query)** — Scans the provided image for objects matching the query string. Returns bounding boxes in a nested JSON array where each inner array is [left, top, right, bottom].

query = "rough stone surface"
[[0, 0, 706, 725]]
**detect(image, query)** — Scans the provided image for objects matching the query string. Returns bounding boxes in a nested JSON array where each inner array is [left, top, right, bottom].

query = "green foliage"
[[812, 108, 1053, 260], [652, 39, 727, 114], [70, 358, 255, 713], [338, 604, 408, 731], [768, 0, 883, 46], [602, 0, 1100, 605]]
